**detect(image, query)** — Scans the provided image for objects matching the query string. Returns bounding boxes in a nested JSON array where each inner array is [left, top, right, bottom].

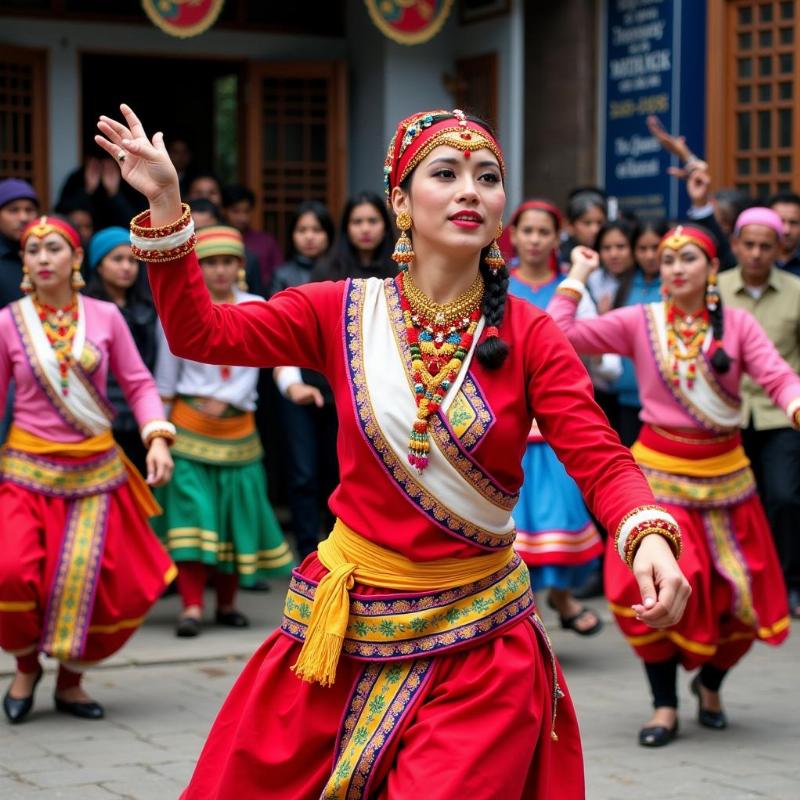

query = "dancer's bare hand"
[[287, 383, 325, 407], [146, 437, 174, 487], [568, 246, 600, 284], [631, 534, 691, 628], [95, 104, 180, 211]]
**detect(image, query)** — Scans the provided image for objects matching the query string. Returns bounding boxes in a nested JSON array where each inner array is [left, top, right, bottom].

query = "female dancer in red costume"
[[97, 104, 690, 799], [549, 228, 800, 747]]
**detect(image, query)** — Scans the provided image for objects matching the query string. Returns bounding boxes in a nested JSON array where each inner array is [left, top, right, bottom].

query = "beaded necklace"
[[665, 300, 709, 390], [33, 294, 79, 396], [398, 271, 483, 472]]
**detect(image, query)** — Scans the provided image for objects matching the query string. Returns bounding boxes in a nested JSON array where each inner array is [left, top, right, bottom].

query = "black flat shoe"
[[546, 597, 603, 636], [175, 616, 201, 638], [3, 668, 43, 724], [54, 695, 104, 720], [690, 676, 728, 729], [215, 609, 250, 628], [638, 719, 679, 747]]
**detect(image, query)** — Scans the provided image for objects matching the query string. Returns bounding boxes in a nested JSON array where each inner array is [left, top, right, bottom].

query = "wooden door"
[[244, 61, 347, 253], [0, 46, 48, 204], [707, 0, 800, 195]]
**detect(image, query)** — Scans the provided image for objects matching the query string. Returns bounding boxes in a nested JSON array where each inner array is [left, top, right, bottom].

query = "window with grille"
[[709, 0, 798, 197], [0, 47, 48, 204]]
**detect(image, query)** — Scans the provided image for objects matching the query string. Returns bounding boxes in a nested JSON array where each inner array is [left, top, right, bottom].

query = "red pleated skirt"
[[181, 556, 585, 800], [0, 480, 175, 663], [607, 425, 790, 670]]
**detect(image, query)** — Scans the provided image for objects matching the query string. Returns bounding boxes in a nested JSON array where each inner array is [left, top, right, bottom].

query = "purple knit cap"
[[734, 206, 784, 237], [0, 178, 39, 210]]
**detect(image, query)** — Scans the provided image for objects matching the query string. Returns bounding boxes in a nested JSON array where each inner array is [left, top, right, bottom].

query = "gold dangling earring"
[[392, 211, 415, 270], [237, 267, 248, 291], [485, 223, 505, 275], [705, 272, 719, 312], [71, 261, 85, 290], [20, 265, 33, 294]]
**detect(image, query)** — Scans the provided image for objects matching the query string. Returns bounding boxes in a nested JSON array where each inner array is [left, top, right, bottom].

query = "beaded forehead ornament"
[[384, 109, 505, 200], [657, 225, 717, 259], [21, 215, 81, 251]]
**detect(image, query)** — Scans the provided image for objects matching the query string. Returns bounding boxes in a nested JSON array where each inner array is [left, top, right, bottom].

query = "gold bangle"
[[624, 525, 682, 569], [144, 429, 176, 448], [131, 235, 197, 264], [130, 203, 192, 239], [556, 286, 582, 302]]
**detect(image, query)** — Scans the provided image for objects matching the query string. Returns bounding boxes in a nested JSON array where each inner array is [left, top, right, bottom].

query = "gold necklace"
[[402, 271, 484, 328]]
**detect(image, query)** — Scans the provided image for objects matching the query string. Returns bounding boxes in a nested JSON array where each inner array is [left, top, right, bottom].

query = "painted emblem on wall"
[[364, 0, 455, 46], [141, 0, 225, 39]]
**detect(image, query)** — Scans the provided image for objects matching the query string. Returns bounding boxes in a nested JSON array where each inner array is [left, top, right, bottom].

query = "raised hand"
[[568, 246, 600, 284], [95, 104, 181, 221]]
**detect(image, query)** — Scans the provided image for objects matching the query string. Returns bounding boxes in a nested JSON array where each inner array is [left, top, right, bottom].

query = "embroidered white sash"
[[359, 279, 514, 539], [647, 302, 741, 430], [18, 295, 112, 435]]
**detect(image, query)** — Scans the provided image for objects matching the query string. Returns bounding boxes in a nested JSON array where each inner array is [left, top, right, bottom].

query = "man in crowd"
[[0, 178, 39, 309], [768, 191, 800, 278], [719, 204, 800, 619]]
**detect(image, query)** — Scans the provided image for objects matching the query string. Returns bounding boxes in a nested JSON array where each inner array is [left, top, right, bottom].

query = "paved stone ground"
[[1, 583, 797, 799]]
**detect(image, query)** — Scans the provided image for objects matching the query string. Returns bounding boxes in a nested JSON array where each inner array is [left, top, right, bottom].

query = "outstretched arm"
[[96, 104, 335, 371], [546, 247, 639, 357]]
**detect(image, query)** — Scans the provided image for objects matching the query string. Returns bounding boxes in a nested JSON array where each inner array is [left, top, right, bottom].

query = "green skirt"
[[153, 455, 294, 586]]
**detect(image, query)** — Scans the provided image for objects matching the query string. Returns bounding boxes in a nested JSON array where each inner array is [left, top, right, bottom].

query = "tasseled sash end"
[[290, 562, 356, 686]]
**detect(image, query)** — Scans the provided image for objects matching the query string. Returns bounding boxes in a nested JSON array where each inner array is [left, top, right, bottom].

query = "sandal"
[[547, 597, 603, 636]]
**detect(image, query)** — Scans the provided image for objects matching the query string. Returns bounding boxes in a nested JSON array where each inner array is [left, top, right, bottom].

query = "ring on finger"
[[116, 150, 126, 163]]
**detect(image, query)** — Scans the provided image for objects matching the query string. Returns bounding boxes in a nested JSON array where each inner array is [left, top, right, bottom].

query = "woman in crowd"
[[311, 190, 397, 282], [84, 226, 157, 473], [97, 103, 689, 798], [558, 187, 608, 267], [153, 225, 293, 637], [271, 201, 338, 560], [507, 199, 608, 635], [548, 226, 798, 747], [611, 220, 669, 446], [0, 215, 175, 723]]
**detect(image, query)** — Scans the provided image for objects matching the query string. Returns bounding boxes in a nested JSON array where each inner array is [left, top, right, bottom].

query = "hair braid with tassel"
[[476, 255, 510, 369]]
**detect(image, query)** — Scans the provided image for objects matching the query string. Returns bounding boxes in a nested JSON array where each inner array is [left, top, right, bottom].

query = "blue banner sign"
[[600, 0, 706, 220]]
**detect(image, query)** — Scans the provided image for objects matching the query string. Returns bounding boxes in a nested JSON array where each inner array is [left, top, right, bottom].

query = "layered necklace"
[[398, 270, 483, 472], [33, 294, 79, 396], [665, 300, 709, 390]]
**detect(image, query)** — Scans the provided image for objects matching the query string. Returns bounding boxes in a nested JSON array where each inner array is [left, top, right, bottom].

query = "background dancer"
[[548, 228, 800, 747]]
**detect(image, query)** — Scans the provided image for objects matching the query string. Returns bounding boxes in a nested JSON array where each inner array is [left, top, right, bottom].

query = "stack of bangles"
[[130, 203, 195, 263], [615, 506, 683, 569], [141, 421, 177, 448]]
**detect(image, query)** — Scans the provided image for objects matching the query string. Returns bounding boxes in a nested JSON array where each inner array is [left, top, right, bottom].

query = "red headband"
[[384, 109, 505, 200], [21, 215, 81, 251], [510, 200, 563, 229], [658, 225, 717, 259]]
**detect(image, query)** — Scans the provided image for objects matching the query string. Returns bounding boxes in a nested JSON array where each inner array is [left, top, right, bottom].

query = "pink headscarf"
[[734, 207, 785, 237]]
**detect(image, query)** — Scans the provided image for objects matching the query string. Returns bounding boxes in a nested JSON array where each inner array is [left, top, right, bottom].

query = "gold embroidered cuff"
[[614, 504, 682, 568]]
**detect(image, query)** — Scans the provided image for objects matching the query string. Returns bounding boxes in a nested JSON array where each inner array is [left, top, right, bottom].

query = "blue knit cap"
[[88, 227, 130, 270]]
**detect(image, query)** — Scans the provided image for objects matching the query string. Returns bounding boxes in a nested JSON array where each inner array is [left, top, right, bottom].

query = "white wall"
[[3, 16, 347, 202]]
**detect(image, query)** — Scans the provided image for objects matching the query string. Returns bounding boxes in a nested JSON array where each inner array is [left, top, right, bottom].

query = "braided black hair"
[[476, 256, 510, 369], [708, 292, 731, 373]]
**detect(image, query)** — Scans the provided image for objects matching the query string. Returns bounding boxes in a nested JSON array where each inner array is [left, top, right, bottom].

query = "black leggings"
[[644, 658, 730, 708]]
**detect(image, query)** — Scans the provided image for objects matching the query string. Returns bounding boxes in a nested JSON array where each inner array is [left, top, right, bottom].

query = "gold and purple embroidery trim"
[[702, 509, 757, 628], [0, 448, 126, 498], [41, 493, 111, 660], [383, 277, 518, 514], [343, 278, 515, 550], [280, 554, 534, 659], [641, 464, 756, 509], [323, 659, 434, 799], [172, 426, 263, 466], [10, 302, 94, 437]]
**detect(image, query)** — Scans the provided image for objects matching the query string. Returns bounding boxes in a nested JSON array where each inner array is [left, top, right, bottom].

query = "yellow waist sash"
[[5, 425, 160, 518], [291, 519, 516, 686], [631, 440, 750, 478]]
